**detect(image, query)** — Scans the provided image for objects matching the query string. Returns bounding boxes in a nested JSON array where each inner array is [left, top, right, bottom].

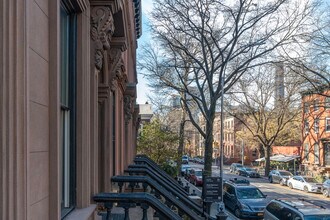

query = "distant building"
[[139, 102, 153, 123]]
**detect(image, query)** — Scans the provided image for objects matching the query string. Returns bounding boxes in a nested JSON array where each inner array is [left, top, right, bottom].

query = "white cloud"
[[142, 0, 153, 15]]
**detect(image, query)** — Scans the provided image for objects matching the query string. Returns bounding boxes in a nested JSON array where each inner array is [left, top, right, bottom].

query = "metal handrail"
[[134, 155, 181, 189], [111, 175, 204, 220], [126, 164, 188, 195], [93, 192, 182, 220]]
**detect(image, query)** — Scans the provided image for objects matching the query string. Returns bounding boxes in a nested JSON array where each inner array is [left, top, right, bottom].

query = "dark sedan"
[[237, 167, 260, 178], [224, 179, 267, 219], [322, 179, 330, 197]]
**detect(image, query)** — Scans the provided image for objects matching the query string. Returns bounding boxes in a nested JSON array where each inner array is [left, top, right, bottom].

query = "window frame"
[[314, 118, 319, 134], [60, 3, 77, 218], [314, 143, 319, 164], [326, 118, 330, 132], [304, 143, 309, 162]]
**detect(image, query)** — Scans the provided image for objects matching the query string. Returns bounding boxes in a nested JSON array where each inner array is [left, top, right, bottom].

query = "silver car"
[[287, 176, 322, 193]]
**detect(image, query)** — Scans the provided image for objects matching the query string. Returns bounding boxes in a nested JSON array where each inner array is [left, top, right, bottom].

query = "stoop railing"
[[93, 155, 215, 220]]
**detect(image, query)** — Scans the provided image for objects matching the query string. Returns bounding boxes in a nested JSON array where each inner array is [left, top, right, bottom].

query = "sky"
[[136, 0, 153, 104]]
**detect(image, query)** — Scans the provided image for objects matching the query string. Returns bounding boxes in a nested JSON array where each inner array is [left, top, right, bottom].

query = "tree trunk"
[[204, 120, 214, 175], [264, 145, 271, 177], [177, 108, 186, 171]]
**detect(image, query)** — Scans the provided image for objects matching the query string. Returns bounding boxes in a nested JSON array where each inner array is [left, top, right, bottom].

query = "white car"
[[287, 176, 323, 193]]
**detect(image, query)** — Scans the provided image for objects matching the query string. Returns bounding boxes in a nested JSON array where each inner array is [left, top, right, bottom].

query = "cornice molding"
[[90, 0, 123, 14], [91, 6, 115, 70]]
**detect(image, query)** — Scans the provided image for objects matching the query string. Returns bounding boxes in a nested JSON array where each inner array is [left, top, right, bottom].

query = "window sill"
[[64, 204, 97, 220]]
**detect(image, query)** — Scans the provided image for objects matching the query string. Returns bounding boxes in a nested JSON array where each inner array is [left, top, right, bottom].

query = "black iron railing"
[[93, 192, 182, 220], [125, 164, 188, 195], [111, 175, 204, 219]]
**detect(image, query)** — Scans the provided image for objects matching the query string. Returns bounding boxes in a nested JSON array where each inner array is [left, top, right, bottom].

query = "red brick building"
[[302, 88, 330, 176]]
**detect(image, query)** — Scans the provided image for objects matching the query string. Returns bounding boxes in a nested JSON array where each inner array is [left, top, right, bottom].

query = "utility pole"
[[216, 74, 227, 220], [241, 139, 244, 166]]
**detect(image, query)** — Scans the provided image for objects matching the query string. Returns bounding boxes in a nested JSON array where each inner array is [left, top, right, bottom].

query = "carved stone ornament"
[[91, 6, 115, 70], [124, 95, 133, 124]]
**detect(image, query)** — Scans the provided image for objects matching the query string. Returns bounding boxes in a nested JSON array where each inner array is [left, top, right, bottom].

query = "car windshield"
[[279, 171, 292, 176], [245, 168, 255, 171], [304, 177, 318, 183], [304, 215, 330, 220], [195, 171, 203, 176], [236, 188, 264, 199]]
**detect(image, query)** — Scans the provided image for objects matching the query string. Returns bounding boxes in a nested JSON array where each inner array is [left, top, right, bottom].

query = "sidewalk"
[[180, 177, 236, 220]]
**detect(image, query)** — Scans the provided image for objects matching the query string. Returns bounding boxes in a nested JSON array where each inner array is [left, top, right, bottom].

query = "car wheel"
[[289, 183, 293, 189], [323, 189, 329, 197], [304, 186, 309, 193], [234, 208, 242, 218], [280, 179, 285, 186], [269, 177, 273, 183]]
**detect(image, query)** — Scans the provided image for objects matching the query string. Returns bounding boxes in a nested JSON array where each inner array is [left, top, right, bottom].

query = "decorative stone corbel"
[[91, 6, 115, 70], [124, 95, 133, 124]]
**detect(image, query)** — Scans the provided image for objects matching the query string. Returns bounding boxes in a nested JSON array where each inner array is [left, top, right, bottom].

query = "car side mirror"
[[264, 194, 267, 198]]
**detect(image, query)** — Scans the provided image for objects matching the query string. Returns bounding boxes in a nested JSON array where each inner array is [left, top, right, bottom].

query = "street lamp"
[[216, 74, 228, 220]]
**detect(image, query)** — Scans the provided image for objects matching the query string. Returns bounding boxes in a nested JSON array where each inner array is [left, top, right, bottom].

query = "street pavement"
[[182, 163, 330, 220]]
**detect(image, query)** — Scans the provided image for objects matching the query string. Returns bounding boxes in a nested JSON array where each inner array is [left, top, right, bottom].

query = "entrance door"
[[325, 143, 330, 166]]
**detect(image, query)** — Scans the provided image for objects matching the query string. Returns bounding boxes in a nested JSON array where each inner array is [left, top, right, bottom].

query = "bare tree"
[[139, 0, 317, 173], [227, 64, 303, 176]]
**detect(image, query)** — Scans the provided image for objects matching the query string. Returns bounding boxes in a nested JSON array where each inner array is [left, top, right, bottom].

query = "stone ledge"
[[64, 204, 97, 220]]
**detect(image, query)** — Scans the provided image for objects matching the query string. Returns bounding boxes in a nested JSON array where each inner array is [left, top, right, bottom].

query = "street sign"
[[202, 176, 222, 202]]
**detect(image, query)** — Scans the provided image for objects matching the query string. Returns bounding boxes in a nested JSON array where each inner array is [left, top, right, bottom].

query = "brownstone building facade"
[[302, 88, 330, 176], [0, 0, 141, 219]]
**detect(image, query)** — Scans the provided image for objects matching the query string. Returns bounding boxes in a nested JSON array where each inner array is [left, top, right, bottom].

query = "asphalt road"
[[184, 163, 330, 220]]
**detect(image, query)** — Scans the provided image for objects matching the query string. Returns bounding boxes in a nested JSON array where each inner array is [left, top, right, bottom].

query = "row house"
[[302, 87, 330, 176], [0, 0, 141, 219], [199, 112, 259, 164]]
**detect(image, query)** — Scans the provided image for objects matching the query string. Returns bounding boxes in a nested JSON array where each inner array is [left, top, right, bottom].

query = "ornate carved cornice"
[[91, 6, 115, 70], [90, 0, 123, 14]]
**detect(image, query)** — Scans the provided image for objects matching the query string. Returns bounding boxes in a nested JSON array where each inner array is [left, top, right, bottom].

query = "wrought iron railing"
[[111, 175, 204, 219], [93, 192, 182, 220]]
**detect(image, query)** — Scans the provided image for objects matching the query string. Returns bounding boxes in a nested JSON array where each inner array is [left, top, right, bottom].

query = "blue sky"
[[136, 0, 152, 104]]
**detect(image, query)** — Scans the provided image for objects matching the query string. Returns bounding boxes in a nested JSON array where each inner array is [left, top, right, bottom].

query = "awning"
[[255, 154, 300, 162]]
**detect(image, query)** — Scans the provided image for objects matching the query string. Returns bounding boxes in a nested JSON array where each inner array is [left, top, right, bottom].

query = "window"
[[304, 143, 309, 162], [314, 143, 319, 164], [326, 118, 330, 132], [325, 97, 330, 110], [60, 4, 77, 218], [304, 119, 309, 133], [303, 102, 309, 113], [266, 202, 283, 219], [314, 99, 319, 111], [314, 119, 319, 134]]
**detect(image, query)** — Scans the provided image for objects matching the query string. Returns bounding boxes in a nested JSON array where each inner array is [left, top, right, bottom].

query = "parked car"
[[322, 179, 330, 197], [264, 198, 330, 220], [230, 163, 244, 173], [188, 169, 203, 186], [268, 170, 293, 186], [180, 164, 191, 176], [184, 167, 194, 180], [182, 155, 189, 164], [223, 178, 268, 219], [287, 176, 323, 193], [237, 167, 260, 178]]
